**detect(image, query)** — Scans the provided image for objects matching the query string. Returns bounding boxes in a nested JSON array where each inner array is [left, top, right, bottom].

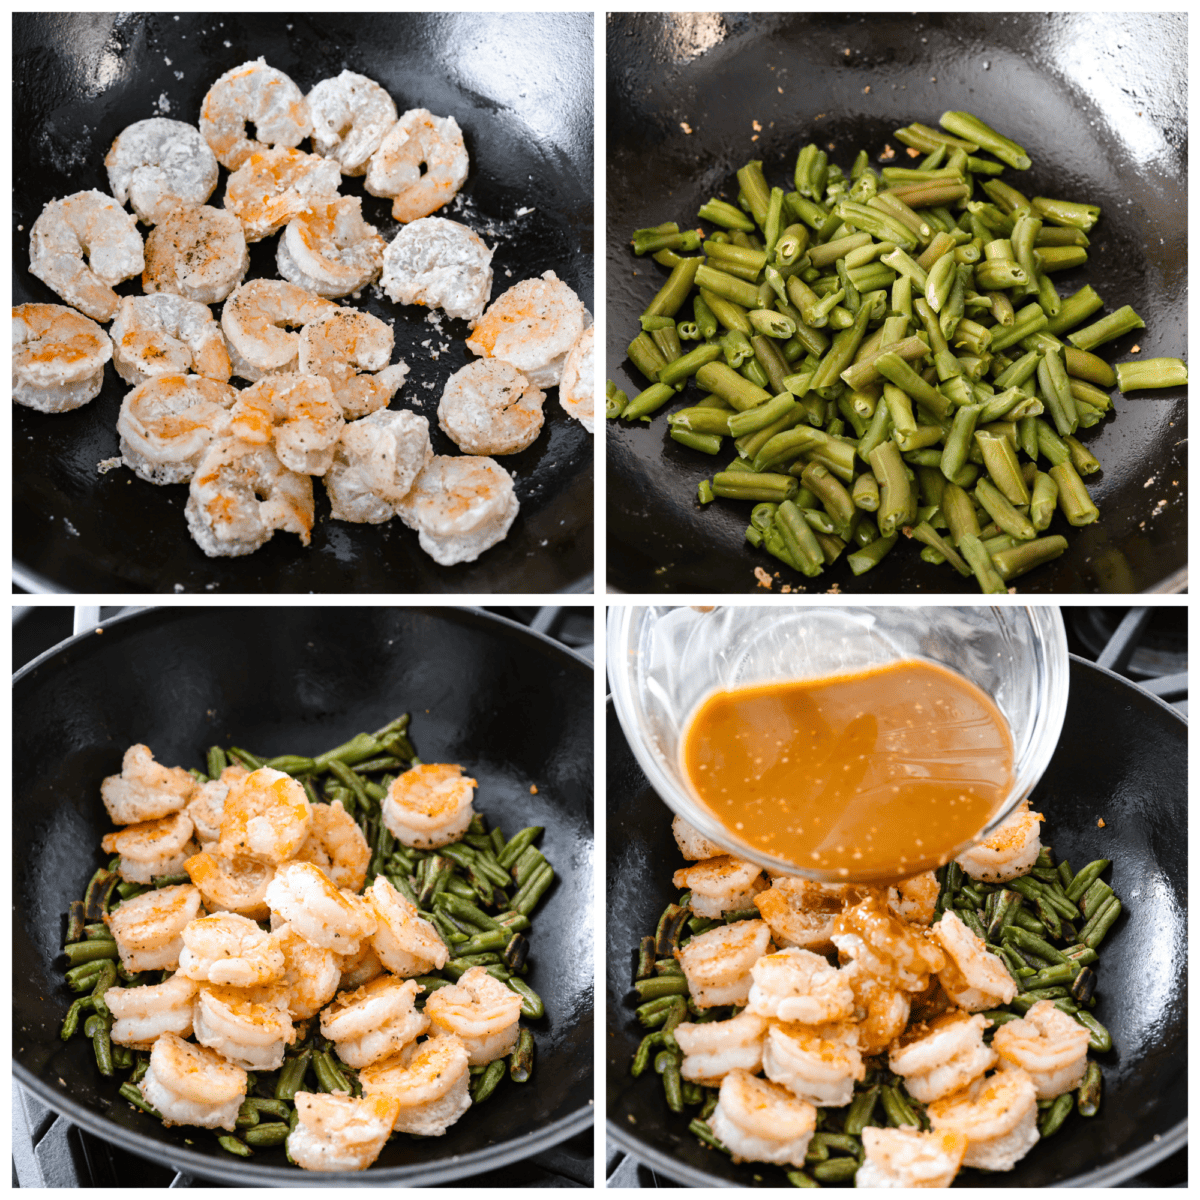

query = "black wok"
[[14, 606, 593, 1185], [607, 13, 1187, 594], [14, 12, 594, 593], [606, 654, 1187, 1186]]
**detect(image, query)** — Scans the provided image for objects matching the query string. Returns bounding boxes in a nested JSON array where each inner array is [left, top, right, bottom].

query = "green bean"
[[632, 1031, 667, 1076], [847, 533, 898, 575], [61, 994, 95, 1040], [1067, 305, 1145, 352], [879, 1083, 919, 1128], [635, 975, 690, 1001], [243, 1123, 290, 1148], [63, 939, 118, 966], [510, 1028, 535, 1082], [472, 1058, 507, 1103], [511, 863, 554, 915], [312, 1050, 351, 1094], [1039, 1091, 1074, 1138], [118, 1080, 160, 1117], [1081, 897, 1122, 949], [83, 867, 121, 921], [217, 1134, 253, 1158], [1073, 1011, 1112, 1052], [434, 891, 503, 931], [1002, 924, 1070, 965], [504, 976, 544, 1020], [1049, 461, 1099, 526], [276, 1049, 312, 1100], [843, 1084, 879, 1135], [1064, 859, 1111, 903], [83, 1013, 114, 1076], [1077, 1061, 1103, 1115]]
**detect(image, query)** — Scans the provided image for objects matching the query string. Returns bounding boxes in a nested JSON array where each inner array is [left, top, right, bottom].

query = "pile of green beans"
[[60, 714, 550, 1163], [609, 109, 1187, 592]]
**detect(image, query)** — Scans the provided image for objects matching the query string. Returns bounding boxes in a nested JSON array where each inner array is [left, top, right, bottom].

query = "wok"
[[13, 606, 594, 1185], [14, 12, 594, 593], [606, 654, 1187, 1186], [607, 13, 1187, 593]]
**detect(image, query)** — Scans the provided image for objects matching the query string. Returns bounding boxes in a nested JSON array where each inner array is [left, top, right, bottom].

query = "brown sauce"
[[682, 659, 1013, 882]]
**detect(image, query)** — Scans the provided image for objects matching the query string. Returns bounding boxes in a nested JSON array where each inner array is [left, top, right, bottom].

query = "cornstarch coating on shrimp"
[[200, 58, 311, 171], [709, 1069, 817, 1166], [105, 118, 219, 225], [366, 108, 469, 223], [888, 1009, 997, 1103], [184, 848, 275, 920], [558, 324, 594, 433], [185, 763, 247, 845], [294, 799, 371, 892], [277, 196, 385, 298], [142, 204, 250, 304], [109, 294, 231, 385], [366, 876, 449, 977], [424, 966, 524, 1065], [927, 1066, 1040, 1171], [106, 971, 199, 1049], [746, 946, 856, 1024], [218, 767, 313, 865], [673, 855, 766, 919], [381, 762, 476, 849], [323, 409, 432, 524], [104, 883, 203, 973], [228, 373, 345, 476], [12, 303, 112, 413], [753, 878, 861, 953], [101, 809, 198, 883], [177, 911, 285, 987], [221, 279, 339, 382], [320, 974, 429, 1068], [273, 922, 342, 1021], [359, 1035, 472, 1136], [194, 982, 296, 1070], [101, 744, 196, 824], [932, 909, 1018, 1012], [992, 999, 1091, 1099], [762, 1021, 865, 1106], [264, 861, 376, 955], [287, 1091, 400, 1172], [956, 800, 1044, 882], [307, 70, 397, 176], [298, 308, 408, 418], [857, 1126, 969, 1188], [224, 147, 342, 243], [675, 919, 773, 1008], [140, 1031, 247, 1131], [379, 216, 493, 323], [672, 814, 728, 861], [437, 359, 546, 456], [674, 1011, 767, 1083]]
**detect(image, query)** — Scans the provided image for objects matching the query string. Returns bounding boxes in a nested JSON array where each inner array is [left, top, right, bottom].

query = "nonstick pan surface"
[[607, 13, 1187, 594], [14, 12, 594, 594], [606, 656, 1187, 1186], [14, 606, 594, 1185]]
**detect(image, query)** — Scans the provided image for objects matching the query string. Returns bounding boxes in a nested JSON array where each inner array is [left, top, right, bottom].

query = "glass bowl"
[[607, 605, 1069, 883]]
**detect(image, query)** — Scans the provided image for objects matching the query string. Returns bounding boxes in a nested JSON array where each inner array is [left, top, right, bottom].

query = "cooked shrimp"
[[762, 1021, 866, 1107], [142, 204, 249, 304], [708, 1069, 817, 1167], [221, 279, 339, 382], [277, 196, 385, 298], [324, 409, 432, 524], [359, 1035, 472, 1136], [465, 271, 587, 388], [264, 861, 377, 955], [365, 109, 469, 223], [105, 118, 219, 225], [856, 1126, 969, 1188], [101, 744, 196, 825], [184, 848, 275, 919], [890, 870, 940, 925], [177, 911, 285, 987], [320, 975, 429, 1069], [298, 308, 408, 419], [673, 1011, 766, 1083], [558, 325, 594, 433], [139, 1031, 247, 1131], [28, 189, 144, 321], [194, 982, 296, 1070], [104, 883, 202, 973], [224, 147, 342, 243], [185, 437, 315, 557], [274, 922, 342, 1020], [992, 1000, 1091, 1099], [218, 767, 312, 865], [395, 455, 519, 566], [185, 764, 247, 846], [379, 216, 493, 323], [956, 801, 1044, 883], [117, 374, 239, 486], [889, 1010, 997, 1103], [753, 879, 861, 954], [13, 303, 112, 413], [286, 1091, 400, 1172], [337, 941, 385, 992], [109, 294, 231, 385], [424, 966, 524, 1065], [932, 910, 1018, 1012], [927, 1066, 1040, 1171], [200, 58, 312, 171], [366, 876, 449, 976], [437, 359, 546, 456], [675, 919, 773, 1009], [295, 800, 371, 892], [107, 971, 199, 1050], [381, 763, 477, 849], [844, 961, 911, 1054], [672, 814, 728, 861], [831, 893, 945, 993], [673, 855, 766, 919], [101, 810, 198, 884], [746, 947, 856, 1024], [307, 70, 398, 176], [228, 373, 344, 476]]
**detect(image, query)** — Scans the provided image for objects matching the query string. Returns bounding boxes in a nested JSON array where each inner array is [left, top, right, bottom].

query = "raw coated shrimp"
[[337, 941, 385, 992], [183, 848, 275, 919], [286, 1091, 400, 1172], [307, 70, 397, 176], [708, 1068, 817, 1166], [831, 892, 946, 993], [109, 294, 231, 385], [186, 764, 247, 845], [746, 947, 856, 1024], [365, 108, 469, 222], [139, 1031, 247, 1131], [117, 374, 239, 486], [294, 799, 371, 892], [228, 373, 345, 476], [381, 763, 477, 849], [104, 883, 203, 973], [366, 876, 449, 976], [889, 1010, 997, 1103], [177, 911, 285, 987], [101, 744, 197, 825], [928, 1066, 1040, 1171], [194, 982, 296, 1070], [274, 922, 342, 1020], [107, 971, 199, 1049], [992, 1000, 1091, 1099], [224, 147, 342, 243], [277, 196, 385, 298], [218, 767, 313, 865], [424, 966, 524, 1065], [28, 189, 144, 322], [673, 1011, 766, 1083], [889, 870, 940, 925], [379, 216, 493, 323], [264, 861, 377, 955], [672, 855, 766, 919], [185, 438, 315, 558], [297, 308, 407, 418], [856, 1126, 969, 1188], [142, 205, 249, 304], [558, 325, 594, 433], [932, 910, 1018, 1012], [324, 409, 432, 524], [359, 1035, 472, 1137], [200, 58, 312, 171], [105, 118, 219, 225], [753, 879, 863, 954], [465, 271, 587, 388], [762, 1021, 865, 1106], [221, 279, 339, 382], [672, 814, 728, 861], [395, 455, 519, 567], [956, 801, 1044, 883], [321, 975, 430, 1069], [437, 359, 546, 456], [12, 303, 112, 414], [675, 919, 773, 1009], [101, 810, 198, 884]]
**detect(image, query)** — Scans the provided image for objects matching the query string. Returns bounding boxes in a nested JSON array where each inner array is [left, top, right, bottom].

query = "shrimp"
[[932, 910, 1017, 1012], [109, 294, 231, 385], [105, 118, 219, 225], [12, 303, 112, 414], [437, 359, 546, 456], [856, 1126, 969, 1188], [675, 919, 773, 1009], [927, 1066, 1040, 1171], [708, 1069, 817, 1166], [194, 982, 296, 1070], [185, 437, 315, 557], [673, 855, 766, 919], [956, 801, 1044, 883], [116, 374, 239, 486], [286, 1091, 400, 1172], [337, 941, 385, 992], [277, 196, 385, 298], [320, 975, 429, 1069], [307, 70, 398, 176], [183, 848, 275, 920], [228, 373, 344, 476], [359, 1035, 472, 1137], [106, 971, 199, 1049], [365, 108, 469, 223], [142, 204, 249, 304], [762, 1021, 866, 1107], [889, 870, 940, 925], [103, 883, 202, 973], [199, 58, 312, 171], [992, 1000, 1091, 1099], [753, 879, 862, 954], [558, 325, 594, 433], [274, 922, 342, 1020], [264, 861, 377, 955], [423, 966, 524, 1065], [844, 961, 911, 1054], [218, 767, 312, 865], [139, 1031, 247, 1131], [365, 876, 449, 976], [28, 189, 144, 322], [395, 455, 519, 566], [381, 763, 477, 849], [465, 271, 587, 388], [186, 764, 247, 846], [177, 911, 285, 987], [746, 947, 856, 1024], [223, 147, 342, 243], [324, 409, 432, 524], [101, 810, 198, 884], [889, 1010, 997, 1103], [101, 744, 197, 825], [378, 216, 493, 323], [220, 279, 339, 382], [673, 1011, 767, 1083], [298, 308, 408, 419], [831, 892, 945, 993], [672, 814, 728, 861], [294, 799, 371, 892]]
